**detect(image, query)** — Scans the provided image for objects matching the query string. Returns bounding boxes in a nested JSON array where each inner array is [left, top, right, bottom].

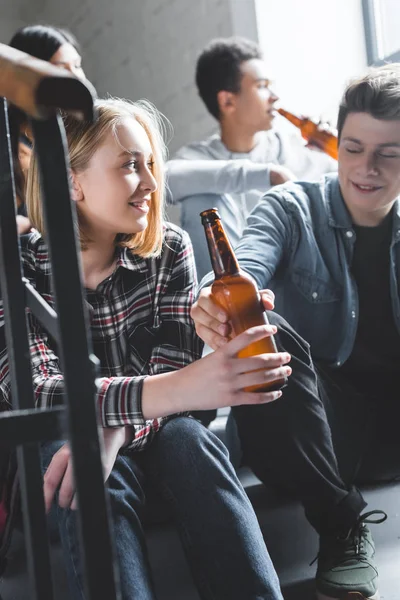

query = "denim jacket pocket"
[[291, 268, 342, 303]]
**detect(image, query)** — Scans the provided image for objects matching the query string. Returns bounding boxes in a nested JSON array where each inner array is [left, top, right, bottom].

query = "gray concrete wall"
[[39, 0, 258, 154]]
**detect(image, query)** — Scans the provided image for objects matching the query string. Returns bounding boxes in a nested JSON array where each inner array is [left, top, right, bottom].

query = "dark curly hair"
[[195, 36, 262, 120]]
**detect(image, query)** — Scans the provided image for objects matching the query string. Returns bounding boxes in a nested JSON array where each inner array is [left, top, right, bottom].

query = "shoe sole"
[[316, 590, 380, 600]]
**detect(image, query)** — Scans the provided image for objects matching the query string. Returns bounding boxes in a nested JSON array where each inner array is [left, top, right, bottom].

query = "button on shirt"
[[0, 225, 202, 451]]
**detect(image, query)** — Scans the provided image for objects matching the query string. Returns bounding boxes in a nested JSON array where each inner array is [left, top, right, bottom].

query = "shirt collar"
[[115, 246, 149, 273], [324, 174, 353, 229], [32, 233, 149, 275]]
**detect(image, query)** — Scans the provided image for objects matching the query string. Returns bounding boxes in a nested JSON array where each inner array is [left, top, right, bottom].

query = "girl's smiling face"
[[73, 117, 157, 239]]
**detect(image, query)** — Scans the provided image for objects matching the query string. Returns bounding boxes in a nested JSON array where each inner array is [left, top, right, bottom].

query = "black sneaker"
[[315, 510, 387, 600]]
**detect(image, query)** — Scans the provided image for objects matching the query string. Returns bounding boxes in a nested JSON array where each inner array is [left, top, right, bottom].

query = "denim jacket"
[[232, 173, 400, 367]]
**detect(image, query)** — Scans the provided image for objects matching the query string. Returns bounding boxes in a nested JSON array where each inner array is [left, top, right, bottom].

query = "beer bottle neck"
[[277, 107, 304, 129], [202, 219, 240, 278]]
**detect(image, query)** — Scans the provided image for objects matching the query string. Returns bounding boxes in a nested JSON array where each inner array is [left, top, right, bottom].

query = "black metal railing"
[[0, 43, 120, 600]]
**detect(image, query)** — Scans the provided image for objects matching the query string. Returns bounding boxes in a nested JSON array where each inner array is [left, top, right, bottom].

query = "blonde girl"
[[14, 98, 288, 600]]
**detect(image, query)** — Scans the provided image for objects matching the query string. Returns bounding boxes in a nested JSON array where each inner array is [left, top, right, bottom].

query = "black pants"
[[232, 311, 400, 536]]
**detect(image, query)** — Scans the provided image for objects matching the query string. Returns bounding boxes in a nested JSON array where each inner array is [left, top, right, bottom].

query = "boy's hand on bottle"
[[175, 324, 291, 411], [191, 287, 275, 350], [269, 165, 295, 186]]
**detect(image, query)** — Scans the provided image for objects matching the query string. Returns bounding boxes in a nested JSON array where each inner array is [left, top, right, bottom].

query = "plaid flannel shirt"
[[0, 223, 203, 451]]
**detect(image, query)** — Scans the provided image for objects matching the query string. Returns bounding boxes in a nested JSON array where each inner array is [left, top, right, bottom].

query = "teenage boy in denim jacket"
[[192, 64, 400, 600]]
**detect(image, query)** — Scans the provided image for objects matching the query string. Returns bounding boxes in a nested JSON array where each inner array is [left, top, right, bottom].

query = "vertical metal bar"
[[0, 98, 54, 600], [362, 0, 381, 65], [362, 0, 400, 65], [31, 114, 120, 600]]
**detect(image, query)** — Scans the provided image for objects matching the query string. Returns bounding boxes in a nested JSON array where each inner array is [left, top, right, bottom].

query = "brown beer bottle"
[[201, 208, 287, 393], [277, 107, 338, 160]]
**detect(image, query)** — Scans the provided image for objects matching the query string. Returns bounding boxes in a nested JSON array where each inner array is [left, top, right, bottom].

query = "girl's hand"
[[43, 427, 128, 512], [171, 323, 291, 413]]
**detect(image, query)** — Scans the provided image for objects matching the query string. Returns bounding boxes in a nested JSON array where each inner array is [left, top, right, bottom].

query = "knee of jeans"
[[106, 454, 147, 516], [268, 310, 312, 367], [154, 417, 230, 471]]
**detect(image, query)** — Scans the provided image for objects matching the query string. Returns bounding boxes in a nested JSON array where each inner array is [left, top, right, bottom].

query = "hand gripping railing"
[[0, 43, 120, 600]]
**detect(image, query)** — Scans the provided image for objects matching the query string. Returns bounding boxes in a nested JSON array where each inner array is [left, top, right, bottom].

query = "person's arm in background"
[[166, 158, 294, 205], [165, 141, 294, 281]]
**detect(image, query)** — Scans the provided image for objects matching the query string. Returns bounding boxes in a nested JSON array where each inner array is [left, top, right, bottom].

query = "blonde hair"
[[27, 97, 168, 257]]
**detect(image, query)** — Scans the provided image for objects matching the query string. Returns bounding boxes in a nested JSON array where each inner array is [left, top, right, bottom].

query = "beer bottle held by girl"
[[201, 208, 287, 393]]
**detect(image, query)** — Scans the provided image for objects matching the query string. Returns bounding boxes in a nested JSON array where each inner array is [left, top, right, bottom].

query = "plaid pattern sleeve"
[[0, 225, 203, 452]]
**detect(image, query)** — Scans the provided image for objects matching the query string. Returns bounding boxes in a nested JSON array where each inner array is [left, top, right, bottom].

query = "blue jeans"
[[42, 416, 283, 600]]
